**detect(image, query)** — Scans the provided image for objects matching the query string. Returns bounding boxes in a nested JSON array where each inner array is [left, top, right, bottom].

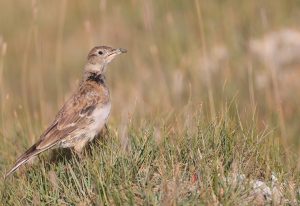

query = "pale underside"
[[59, 102, 111, 152]]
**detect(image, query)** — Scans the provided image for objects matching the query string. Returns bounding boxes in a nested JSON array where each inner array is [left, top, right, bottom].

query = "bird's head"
[[85, 46, 127, 74]]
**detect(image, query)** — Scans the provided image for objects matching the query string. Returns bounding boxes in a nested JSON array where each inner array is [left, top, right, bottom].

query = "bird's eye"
[[98, 51, 103, 55]]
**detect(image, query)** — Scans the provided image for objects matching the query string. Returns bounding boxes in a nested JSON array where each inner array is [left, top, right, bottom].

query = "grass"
[[1, 110, 297, 205], [0, 0, 300, 205]]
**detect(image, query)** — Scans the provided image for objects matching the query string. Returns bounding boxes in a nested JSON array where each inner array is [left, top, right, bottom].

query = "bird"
[[5, 46, 127, 178]]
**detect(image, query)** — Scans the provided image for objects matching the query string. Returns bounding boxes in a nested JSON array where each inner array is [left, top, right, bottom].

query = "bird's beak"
[[118, 48, 127, 53], [108, 48, 127, 56], [105, 48, 127, 64]]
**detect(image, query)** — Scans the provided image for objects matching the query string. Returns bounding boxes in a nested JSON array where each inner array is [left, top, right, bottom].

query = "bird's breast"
[[89, 102, 111, 133]]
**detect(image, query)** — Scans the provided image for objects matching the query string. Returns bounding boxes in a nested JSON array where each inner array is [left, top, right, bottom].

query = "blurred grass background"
[[0, 0, 300, 204]]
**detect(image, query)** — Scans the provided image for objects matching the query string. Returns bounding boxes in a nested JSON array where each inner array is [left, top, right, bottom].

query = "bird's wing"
[[5, 82, 103, 178], [36, 83, 101, 150]]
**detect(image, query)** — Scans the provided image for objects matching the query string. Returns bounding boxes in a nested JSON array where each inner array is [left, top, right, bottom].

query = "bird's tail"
[[5, 143, 41, 179]]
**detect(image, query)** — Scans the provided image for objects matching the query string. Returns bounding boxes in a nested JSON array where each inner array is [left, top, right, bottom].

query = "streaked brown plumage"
[[5, 46, 127, 178]]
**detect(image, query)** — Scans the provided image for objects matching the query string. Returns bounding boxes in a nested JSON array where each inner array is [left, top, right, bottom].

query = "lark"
[[5, 46, 127, 178]]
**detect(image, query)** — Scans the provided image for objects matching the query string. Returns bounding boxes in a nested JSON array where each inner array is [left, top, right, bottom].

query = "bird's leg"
[[103, 123, 109, 137], [73, 149, 83, 159], [98, 124, 109, 139], [73, 140, 88, 159]]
